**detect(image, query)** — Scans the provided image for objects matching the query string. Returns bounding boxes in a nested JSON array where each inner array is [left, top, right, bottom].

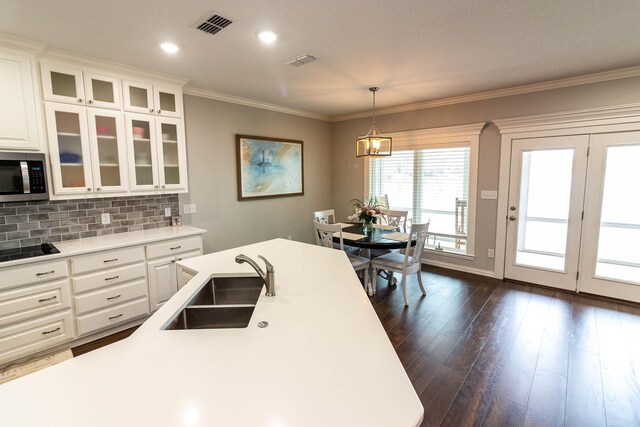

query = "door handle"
[[509, 216, 516, 221]]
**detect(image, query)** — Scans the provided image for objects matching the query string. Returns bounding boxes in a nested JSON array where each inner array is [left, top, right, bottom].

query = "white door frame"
[[493, 103, 640, 280]]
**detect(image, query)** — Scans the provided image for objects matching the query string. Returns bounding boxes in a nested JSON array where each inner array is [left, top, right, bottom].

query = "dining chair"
[[380, 209, 408, 229], [371, 222, 430, 306], [313, 220, 371, 292], [313, 209, 335, 224], [375, 194, 389, 210]]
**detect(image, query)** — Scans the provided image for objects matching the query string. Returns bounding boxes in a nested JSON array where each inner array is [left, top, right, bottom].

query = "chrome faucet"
[[235, 254, 276, 296]]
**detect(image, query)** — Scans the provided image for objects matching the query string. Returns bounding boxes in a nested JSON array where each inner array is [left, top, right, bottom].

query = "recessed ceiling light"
[[257, 31, 277, 44], [160, 42, 179, 54]]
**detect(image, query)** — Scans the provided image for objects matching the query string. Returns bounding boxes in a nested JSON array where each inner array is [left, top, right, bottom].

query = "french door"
[[504, 131, 640, 302], [504, 135, 589, 290]]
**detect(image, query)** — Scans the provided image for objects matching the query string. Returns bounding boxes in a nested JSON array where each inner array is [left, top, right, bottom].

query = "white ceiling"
[[1, 0, 639, 118]]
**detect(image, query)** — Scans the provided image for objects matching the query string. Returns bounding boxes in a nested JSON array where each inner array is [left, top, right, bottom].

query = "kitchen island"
[[0, 238, 423, 426]]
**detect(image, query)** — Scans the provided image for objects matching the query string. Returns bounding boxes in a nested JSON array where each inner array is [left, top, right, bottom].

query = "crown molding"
[[0, 32, 46, 53], [493, 102, 640, 134], [388, 122, 487, 142], [332, 66, 640, 122], [182, 86, 331, 121]]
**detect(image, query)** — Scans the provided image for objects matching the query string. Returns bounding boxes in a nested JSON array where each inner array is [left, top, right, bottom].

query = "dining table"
[[333, 223, 416, 296]]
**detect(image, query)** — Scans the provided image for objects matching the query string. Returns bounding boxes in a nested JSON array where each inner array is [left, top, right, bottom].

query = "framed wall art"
[[236, 134, 304, 201]]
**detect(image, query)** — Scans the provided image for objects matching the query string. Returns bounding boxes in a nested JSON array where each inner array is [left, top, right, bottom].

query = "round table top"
[[334, 223, 415, 250]]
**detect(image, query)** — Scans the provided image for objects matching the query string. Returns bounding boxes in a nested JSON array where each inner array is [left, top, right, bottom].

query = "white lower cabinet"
[[0, 232, 204, 365], [0, 310, 74, 365], [146, 237, 202, 311]]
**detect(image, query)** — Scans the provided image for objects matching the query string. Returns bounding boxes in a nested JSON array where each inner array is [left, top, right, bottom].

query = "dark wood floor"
[[70, 267, 640, 426], [372, 266, 640, 427]]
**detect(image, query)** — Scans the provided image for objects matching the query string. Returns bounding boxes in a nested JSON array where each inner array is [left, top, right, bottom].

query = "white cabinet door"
[[147, 256, 177, 312], [123, 80, 155, 114], [0, 49, 40, 150], [153, 86, 183, 118], [83, 72, 122, 110], [45, 103, 95, 195], [86, 109, 128, 193], [41, 63, 85, 106], [155, 117, 188, 191], [125, 113, 159, 191]]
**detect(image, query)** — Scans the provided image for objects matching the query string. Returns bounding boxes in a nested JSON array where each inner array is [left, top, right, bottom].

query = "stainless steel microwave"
[[0, 152, 48, 202]]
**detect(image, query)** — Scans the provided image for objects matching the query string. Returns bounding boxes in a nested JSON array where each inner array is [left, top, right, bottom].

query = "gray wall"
[[331, 76, 640, 273], [180, 95, 333, 254]]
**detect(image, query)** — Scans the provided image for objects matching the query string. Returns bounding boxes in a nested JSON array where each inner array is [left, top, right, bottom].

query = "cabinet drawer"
[[0, 279, 72, 328], [71, 246, 145, 275], [0, 260, 68, 291], [74, 279, 148, 315], [76, 297, 149, 336], [0, 310, 74, 365], [146, 236, 201, 260], [72, 262, 146, 294]]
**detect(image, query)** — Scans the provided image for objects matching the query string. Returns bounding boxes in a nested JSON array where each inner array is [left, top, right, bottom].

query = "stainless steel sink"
[[165, 305, 255, 330], [164, 276, 263, 330], [188, 276, 263, 306]]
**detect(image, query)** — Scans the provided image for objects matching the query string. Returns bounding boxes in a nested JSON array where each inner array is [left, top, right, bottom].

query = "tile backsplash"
[[0, 194, 179, 250]]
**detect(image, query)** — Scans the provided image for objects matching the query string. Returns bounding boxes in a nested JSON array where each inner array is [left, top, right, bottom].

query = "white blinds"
[[369, 146, 470, 238]]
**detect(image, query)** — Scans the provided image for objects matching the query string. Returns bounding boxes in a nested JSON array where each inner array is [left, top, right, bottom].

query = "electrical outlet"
[[488, 249, 495, 258], [183, 204, 196, 214], [101, 213, 111, 225], [164, 207, 172, 217]]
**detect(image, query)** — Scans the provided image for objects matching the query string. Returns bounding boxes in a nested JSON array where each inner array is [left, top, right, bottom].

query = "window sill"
[[422, 248, 475, 261]]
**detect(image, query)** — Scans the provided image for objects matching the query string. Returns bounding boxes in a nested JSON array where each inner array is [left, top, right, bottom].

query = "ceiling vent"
[[194, 12, 233, 36], [285, 53, 317, 67]]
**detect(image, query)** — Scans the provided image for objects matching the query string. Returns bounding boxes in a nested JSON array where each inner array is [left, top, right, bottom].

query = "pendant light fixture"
[[356, 87, 392, 157]]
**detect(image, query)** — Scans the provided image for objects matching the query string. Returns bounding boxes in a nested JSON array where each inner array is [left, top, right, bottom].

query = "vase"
[[363, 217, 373, 232]]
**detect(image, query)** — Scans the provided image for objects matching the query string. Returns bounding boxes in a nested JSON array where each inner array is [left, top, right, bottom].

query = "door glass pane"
[[55, 111, 86, 188], [91, 79, 114, 103], [129, 86, 149, 108], [515, 149, 574, 271], [161, 123, 180, 184], [595, 144, 640, 283], [159, 91, 176, 113], [94, 115, 120, 187], [50, 72, 77, 97], [131, 119, 153, 185]]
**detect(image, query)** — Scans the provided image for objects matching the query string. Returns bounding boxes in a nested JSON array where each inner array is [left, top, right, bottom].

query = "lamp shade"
[[356, 124, 392, 157]]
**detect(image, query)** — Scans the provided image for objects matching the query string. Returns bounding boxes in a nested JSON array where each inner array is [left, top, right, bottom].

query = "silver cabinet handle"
[[154, 185, 159, 189], [149, 108, 154, 113], [157, 109, 161, 114], [87, 188, 92, 192], [36, 270, 55, 277], [161, 185, 165, 189], [42, 327, 60, 335], [88, 99, 93, 104], [97, 187, 101, 191], [105, 275, 120, 281], [103, 258, 118, 263], [108, 313, 123, 320], [170, 246, 181, 250], [509, 216, 516, 221], [38, 296, 57, 303], [106, 294, 121, 301], [78, 98, 83, 103]]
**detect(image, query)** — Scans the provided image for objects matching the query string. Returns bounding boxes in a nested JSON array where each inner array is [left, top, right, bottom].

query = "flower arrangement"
[[347, 196, 383, 224]]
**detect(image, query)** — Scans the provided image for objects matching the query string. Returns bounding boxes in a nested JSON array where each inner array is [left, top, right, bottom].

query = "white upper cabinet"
[[0, 48, 41, 150], [41, 62, 122, 110], [46, 103, 128, 195], [125, 113, 188, 192], [123, 80, 183, 118]]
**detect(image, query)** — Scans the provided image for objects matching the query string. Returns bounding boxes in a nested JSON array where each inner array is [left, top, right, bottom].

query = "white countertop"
[[0, 238, 423, 427], [0, 226, 206, 268]]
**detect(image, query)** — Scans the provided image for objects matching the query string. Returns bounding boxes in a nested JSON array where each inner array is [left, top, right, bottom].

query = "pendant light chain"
[[372, 88, 376, 125]]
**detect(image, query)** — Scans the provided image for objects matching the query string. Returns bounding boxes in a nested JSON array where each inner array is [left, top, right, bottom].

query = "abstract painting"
[[236, 135, 304, 201]]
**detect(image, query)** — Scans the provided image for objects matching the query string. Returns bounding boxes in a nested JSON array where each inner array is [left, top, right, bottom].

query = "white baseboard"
[[422, 259, 496, 278]]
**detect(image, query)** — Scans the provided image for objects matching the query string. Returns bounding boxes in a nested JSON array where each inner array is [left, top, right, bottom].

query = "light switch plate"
[[183, 204, 196, 214], [164, 207, 172, 217], [481, 190, 498, 200], [101, 213, 111, 225]]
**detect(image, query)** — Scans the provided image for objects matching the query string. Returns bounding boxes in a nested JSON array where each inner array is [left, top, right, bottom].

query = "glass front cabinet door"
[[124, 81, 183, 118], [41, 63, 122, 110], [45, 103, 94, 194], [125, 113, 159, 191], [155, 118, 187, 191], [86, 109, 128, 193]]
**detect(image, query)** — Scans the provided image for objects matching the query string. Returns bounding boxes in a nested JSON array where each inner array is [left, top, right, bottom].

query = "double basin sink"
[[164, 276, 263, 330]]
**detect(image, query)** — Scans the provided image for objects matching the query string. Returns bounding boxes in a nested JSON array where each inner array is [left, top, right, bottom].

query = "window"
[[365, 123, 483, 256]]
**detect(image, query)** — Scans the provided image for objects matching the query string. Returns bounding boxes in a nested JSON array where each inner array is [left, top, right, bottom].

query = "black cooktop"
[[0, 243, 59, 263]]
